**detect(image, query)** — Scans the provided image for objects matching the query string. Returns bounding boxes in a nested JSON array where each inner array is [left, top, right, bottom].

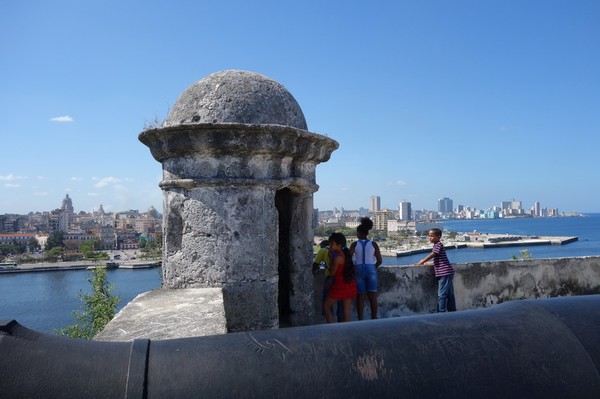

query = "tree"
[[46, 247, 64, 262], [45, 232, 65, 250], [511, 249, 532, 260], [28, 237, 41, 253], [79, 240, 95, 258], [138, 236, 148, 249], [57, 267, 120, 339]]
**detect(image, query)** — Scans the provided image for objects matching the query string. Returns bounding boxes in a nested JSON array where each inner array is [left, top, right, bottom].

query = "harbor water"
[[1, 267, 162, 334], [389, 214, 600, 266], [1, 214, 599, 334]]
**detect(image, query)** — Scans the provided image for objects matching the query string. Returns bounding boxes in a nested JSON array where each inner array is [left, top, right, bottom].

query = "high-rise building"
[[501, 199, 523, 216], [533, 201, 541, 217], [372, 209, 391, 231], [370, 196, 381, 213], [398, 200, 412, 221], [438, 197, 453, 214], [59, 194, 74, 232]]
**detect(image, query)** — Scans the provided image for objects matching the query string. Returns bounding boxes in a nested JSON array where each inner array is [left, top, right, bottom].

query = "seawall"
[[376, 255, 600, 317], [97, 255, 600, 341]]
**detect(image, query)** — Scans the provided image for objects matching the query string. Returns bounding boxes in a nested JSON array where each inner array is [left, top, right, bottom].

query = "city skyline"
[[320, 196, 565, 216], [2, 2, 599, 214], [0, 192, 569, 219]]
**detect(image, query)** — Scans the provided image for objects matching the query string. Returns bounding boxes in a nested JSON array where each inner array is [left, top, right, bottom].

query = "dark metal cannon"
[[2, 295, 600, 398]]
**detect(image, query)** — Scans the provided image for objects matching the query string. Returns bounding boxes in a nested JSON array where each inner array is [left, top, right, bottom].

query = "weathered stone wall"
[[376, 256, 600, 318], [98, 256, 600, 341]]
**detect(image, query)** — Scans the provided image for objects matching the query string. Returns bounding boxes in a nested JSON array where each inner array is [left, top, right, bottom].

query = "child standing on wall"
[[416, 228, 456, 312]]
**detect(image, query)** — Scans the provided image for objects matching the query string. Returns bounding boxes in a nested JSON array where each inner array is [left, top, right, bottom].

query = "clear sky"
[[1, 1, 599, 215]]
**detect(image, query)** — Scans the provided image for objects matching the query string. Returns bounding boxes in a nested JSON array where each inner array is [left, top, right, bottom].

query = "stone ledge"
[[94, 287, 227, 342]]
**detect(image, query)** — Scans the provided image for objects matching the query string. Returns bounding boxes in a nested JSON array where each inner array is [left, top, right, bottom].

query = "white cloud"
[[93, 176, 122, 188], [34, 192, 48, 196], [5, 183, 21, 188], [92, 176, 133, 188], [70, 177, 84, 181], [50, 115, 74, 122], [87, 192, 100, 197], [0, 174, 26, 181], [386, 180, 407, 187]]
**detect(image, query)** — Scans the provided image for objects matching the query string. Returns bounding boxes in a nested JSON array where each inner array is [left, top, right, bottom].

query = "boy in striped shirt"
[[417, 228, 456, 312]]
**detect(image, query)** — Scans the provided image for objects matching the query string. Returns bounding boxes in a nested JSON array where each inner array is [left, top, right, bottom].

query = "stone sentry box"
[[139, 70, 338, 332]]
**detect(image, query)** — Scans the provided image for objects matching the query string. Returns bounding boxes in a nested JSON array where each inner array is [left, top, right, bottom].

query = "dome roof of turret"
[[164, 70, 307, 130]]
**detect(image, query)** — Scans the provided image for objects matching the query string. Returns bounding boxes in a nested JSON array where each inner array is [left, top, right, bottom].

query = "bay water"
[[387, 213, 600, 266], [0, 267, 162, 334], [2, 214, 599, 334]]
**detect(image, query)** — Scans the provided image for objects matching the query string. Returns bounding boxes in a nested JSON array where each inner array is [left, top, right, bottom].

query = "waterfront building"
[[0, 233, 37, 245], [547, 208, 559, 217], [483, 209, 500, 219], [501, 199, 524, 216], [533, 201, 542, 217]]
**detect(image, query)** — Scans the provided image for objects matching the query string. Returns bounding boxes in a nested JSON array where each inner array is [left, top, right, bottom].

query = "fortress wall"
[[376, 255, 600, 318], [97, 256, 600, 340]]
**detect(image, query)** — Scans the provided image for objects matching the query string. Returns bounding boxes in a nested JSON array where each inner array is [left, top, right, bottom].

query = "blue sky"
[[1, 1, 599, 215]]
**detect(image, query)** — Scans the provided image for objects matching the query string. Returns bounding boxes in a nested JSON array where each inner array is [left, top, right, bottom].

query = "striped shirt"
[[432, 241, 454, 277]]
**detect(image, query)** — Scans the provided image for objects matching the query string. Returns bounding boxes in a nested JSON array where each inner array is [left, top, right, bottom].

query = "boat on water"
[[0, 262, 17, 270]]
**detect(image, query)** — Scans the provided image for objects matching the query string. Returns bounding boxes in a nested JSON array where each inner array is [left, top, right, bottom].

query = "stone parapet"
[[97, 256, 600, 341], [378, 255, 600, 317], [94, 288, 227, 341]]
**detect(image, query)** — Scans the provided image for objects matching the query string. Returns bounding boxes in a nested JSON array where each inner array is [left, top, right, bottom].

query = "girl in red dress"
[[324, 232, 357, 323]]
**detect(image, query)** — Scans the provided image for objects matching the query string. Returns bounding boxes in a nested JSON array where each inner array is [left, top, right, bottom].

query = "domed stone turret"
[[164, 70, 308, 130], [139, 70, 338, 333]]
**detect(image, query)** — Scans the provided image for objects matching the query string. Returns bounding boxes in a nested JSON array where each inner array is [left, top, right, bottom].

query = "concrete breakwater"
[[383, 235, 578, 257], [0, 260, 161, 274]]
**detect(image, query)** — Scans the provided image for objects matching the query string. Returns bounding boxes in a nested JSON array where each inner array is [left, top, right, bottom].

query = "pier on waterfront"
[[0, 259, 161, 274], [381, 235, 579, 257]]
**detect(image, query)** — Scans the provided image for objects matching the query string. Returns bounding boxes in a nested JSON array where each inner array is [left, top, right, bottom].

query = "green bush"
[[57, 268, 120, 339]]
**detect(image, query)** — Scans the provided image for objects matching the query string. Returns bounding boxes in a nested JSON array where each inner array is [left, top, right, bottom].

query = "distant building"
[[370, 196, 381, 213], [398, 200, 412, 221], [438, 197, 453, 214], [372, 209, 393, 231], [387, 220, 442, 235], [501, 200, 523, 216], [59, 194, 74, 232], [533, 201, 542, 217], [0, 233, 36, 245]]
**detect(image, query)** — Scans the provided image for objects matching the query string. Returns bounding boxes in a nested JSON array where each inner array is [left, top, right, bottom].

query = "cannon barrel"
[[2, 295, 600, 398]]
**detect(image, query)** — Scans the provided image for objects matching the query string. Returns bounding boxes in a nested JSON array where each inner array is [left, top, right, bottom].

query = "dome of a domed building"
[[164, 70, 308, 130]]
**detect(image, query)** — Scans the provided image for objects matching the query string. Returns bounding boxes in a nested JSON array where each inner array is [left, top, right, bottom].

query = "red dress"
[[328, 255, 357, 300]]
